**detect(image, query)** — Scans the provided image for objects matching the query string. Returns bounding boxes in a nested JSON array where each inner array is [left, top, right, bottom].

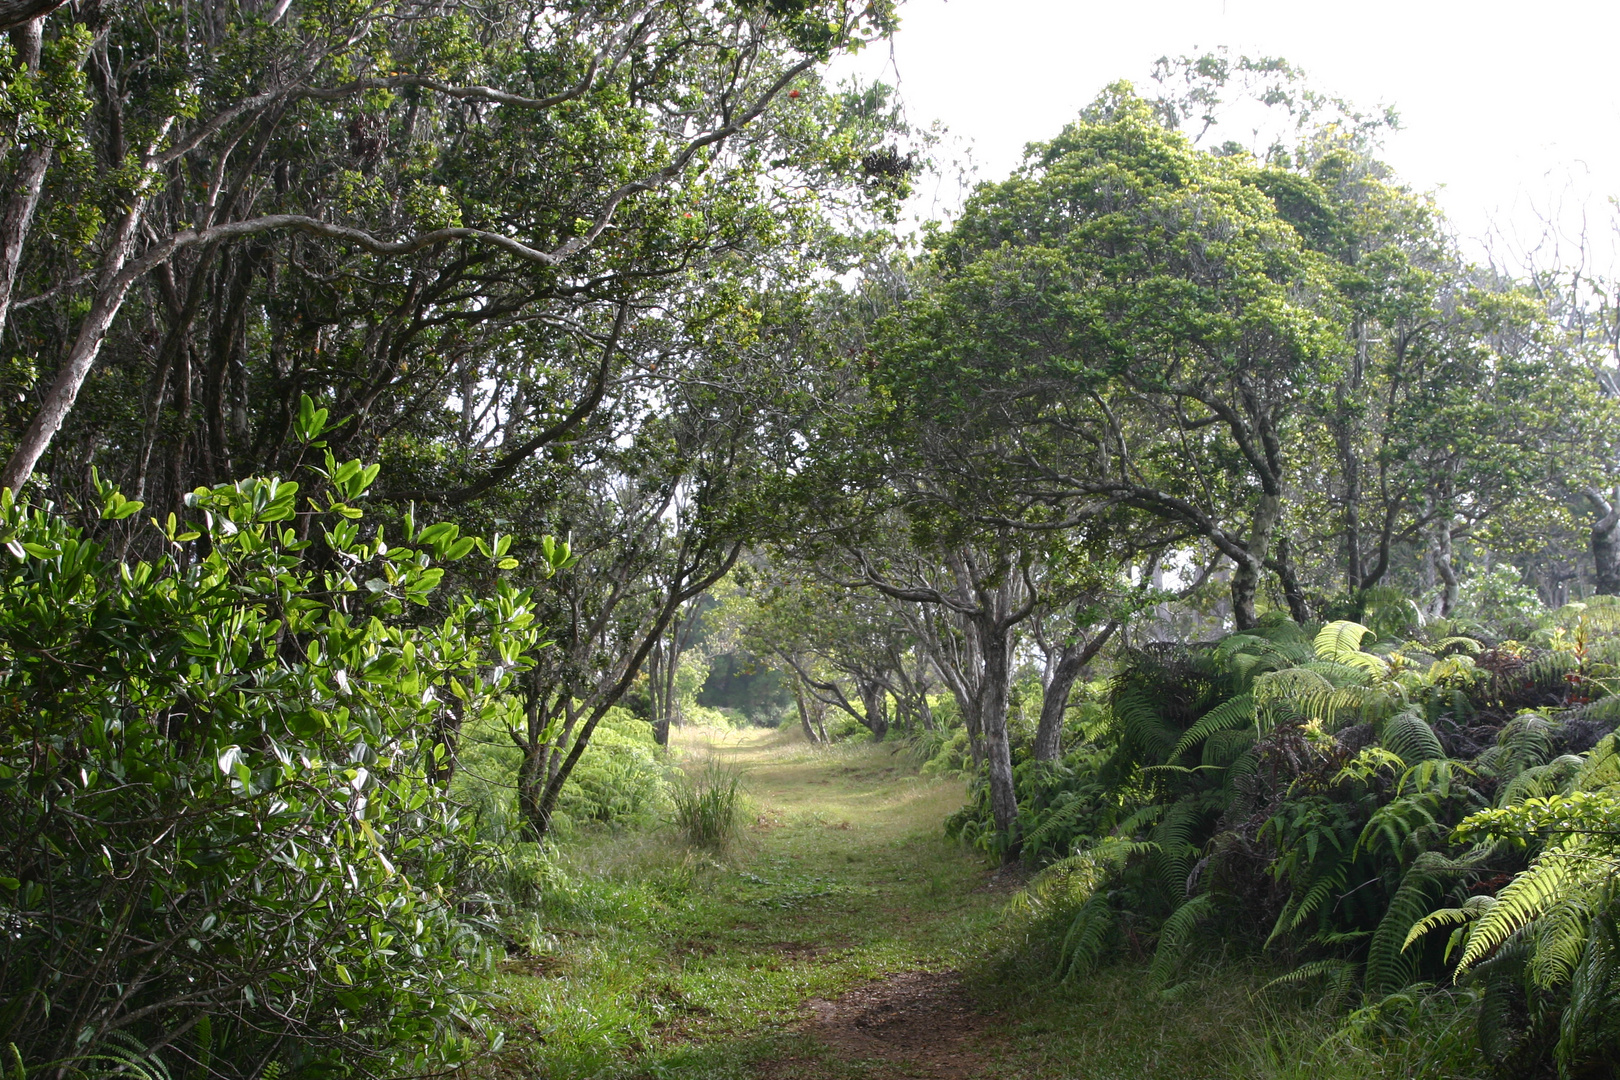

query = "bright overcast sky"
[[829, 0, 1620, 273]]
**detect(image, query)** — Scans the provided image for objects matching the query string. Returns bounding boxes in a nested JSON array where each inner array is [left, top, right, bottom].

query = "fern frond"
[[1266, 862, 1350, 947], [1058, 890, 1117, 981], [1147, 893, 1216, 992], [1254, 668, 1334, 729], [1379, 708, 1444, 764], [1112, 684, 1181, 762], [1358, 792, 1440, 859], [1315, 620, 1384, 673], [1201, 728, 1257, 770], [1298, 684, 1397, 728], [1497, 755, 1583, 807], [1172, 693, 1255, 757], [1576, 734, 1620, 788], [1257, 958, 1362, 1007], [1403, 895, 1494, 953], [1455, 844, 1586, 973], [1431, 635, 1484, 656], [1526, 892, 1595, 990], [1022, 796, 1094, 851], [1366, 846, 1492, 995], [1114, 804, 1164, 839], [1554, 902, 1620, 1072], [1299, 660, 1373, 687]]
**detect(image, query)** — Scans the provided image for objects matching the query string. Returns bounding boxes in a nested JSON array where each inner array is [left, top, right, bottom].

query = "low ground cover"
[[482, 727, 1327, 1080]]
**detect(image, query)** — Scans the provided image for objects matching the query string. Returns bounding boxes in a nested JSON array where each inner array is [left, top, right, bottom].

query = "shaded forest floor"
[[482, 727, 1295, 1079]]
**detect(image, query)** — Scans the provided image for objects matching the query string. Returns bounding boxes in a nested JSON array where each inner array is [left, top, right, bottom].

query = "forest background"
[[3, 1, 1620, 1079]]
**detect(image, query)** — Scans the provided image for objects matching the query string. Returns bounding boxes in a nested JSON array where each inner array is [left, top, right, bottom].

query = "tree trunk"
[[792, 677, 821, 745], [917, 690, 935, 732], [1434, 522, 1459, 617], [1032, 620, 1119, 762], [525, 543, 741, 845], [978, 618, 1019, 854], [1270, 536, 1311, 625], [0, 1, 73, 37], [0, 113, 175, 493], [1231, 491, 1282, 630], [1033, 650, 1081, 762], [1586, 488, 1620, 596], [2, 202, 151, 492], [857, 678, 889, 741], [648, 643, 670, 746], [0, 18, 49, 338], [517, 743, 548, 842]]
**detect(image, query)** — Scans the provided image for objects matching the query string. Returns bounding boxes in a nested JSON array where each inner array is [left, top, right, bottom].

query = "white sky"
[[829, 0, 1620, 275]]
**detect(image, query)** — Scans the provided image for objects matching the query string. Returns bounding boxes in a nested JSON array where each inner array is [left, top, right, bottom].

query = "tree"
[[0, 0, 901, 506], [881, 85, 1345, 630]]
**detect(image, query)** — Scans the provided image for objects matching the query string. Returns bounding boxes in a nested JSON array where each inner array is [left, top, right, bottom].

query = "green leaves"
[[0, 464, 542, 1076], [294, 393, 330, 444]]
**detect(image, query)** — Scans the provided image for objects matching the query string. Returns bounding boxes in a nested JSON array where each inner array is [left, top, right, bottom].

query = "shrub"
[[556, 708, 670, 827], [456, 707, 669, 835], [0, 448, 550, 1078]]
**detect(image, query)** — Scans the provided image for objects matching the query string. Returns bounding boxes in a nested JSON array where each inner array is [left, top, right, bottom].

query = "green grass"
[[669, 758, 745, 848], [476, 726, 1421, 1080]]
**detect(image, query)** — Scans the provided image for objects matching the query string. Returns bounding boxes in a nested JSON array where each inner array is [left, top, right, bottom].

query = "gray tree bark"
[[0, 17, 49, 338], [1032, 620, 1119, 762], [1586, 487, 1620, 596]]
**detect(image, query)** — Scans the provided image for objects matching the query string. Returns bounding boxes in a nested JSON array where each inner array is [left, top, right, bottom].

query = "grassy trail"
[[492, 727, 1277, 1080]]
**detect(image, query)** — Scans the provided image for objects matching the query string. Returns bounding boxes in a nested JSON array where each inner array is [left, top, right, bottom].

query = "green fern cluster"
[[1002, 605, 1620, 1074], [1397, 735, 1620, 1072]]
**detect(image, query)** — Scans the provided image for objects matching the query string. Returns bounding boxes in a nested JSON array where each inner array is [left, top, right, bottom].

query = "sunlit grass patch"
[[482, 725, 1000, 1078]]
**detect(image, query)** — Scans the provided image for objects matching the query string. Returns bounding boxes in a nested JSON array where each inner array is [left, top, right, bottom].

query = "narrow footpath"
[[489, 727, 1274, 1080]]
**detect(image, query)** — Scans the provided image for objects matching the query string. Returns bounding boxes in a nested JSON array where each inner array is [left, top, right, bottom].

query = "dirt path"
[[799, 970, 1000, 1079], [692, 729, 1007, 1079], [504, 726, 1272, 1080]]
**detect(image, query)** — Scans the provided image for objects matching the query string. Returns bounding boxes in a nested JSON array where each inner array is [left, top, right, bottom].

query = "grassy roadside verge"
[[476, 726, 1323, 1080]]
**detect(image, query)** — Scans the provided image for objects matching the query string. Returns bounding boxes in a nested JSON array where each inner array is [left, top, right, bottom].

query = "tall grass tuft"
[[671, 759, 743, 848]]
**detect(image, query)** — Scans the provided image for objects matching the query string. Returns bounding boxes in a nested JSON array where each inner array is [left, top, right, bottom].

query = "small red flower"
[[788, 89, 800, 99]]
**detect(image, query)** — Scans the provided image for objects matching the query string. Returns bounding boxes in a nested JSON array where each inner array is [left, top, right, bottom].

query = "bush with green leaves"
[[0, 430, 563, 1077], [456, 706, 670, 837]]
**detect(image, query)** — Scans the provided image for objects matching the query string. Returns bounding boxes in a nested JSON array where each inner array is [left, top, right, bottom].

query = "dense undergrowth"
[[947, 598, 1620, 1078]]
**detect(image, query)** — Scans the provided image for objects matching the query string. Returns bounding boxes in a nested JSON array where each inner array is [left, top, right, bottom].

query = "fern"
[[1315, 620, 1387, 677], [1200, 728, 1257, 770], [1455, 842, 1585, 973], [1358, 791, 1440, 861], [1058, 889, 1116, 980], [1403, 893, 1496, 958], [1150, 798, 1213, 903], [1023, 794, 1095, 851], [1171, 693, 1255, 757], [1554, 898, 1620, 1074], [1254, 668, 1334, 729], [1576, 734, 1620, 787], [1258, 958, 1362, 1011], [1365, 846, 1492, 995], [1267, 867, 1348, 946], [1495, 755, 1583, 807], [1298, 659, 1373, 687], [1431, 635, 1483, 657], [1112, 684, 1180, 762], [1298, 684, 1398, 729], [1147, 893, 1216, 992], [1379, 708, 1444, 764]]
